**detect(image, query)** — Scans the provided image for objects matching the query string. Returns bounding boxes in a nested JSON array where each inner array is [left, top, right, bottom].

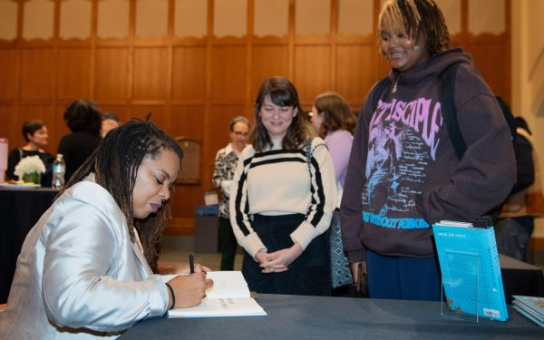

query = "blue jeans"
[[495, 216, 534, 262], [366, 249, 441, 301]]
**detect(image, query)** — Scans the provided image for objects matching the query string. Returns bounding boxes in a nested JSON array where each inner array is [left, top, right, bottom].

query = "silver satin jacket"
[[0, 175, 169, 339]]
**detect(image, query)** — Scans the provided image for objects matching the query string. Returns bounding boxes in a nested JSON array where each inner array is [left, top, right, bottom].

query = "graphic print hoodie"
[[340, 48, 516, 262]]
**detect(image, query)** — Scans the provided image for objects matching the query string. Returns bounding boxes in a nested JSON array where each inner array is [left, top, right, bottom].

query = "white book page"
[[168, 297, 266, 318], [205, 271, 250, 298], [437, 220, 474, 228]]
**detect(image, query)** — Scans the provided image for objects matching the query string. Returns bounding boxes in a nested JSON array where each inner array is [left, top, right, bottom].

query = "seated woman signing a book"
[[0, 119, 213, 339]]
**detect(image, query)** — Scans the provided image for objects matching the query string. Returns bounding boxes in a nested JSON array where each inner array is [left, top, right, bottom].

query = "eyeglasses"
[[233, 131, 249, 137]]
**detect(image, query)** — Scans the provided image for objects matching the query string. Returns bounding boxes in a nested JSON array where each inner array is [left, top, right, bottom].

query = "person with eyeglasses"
[[212, 116, 250, 270], [229, 77, 336, 295]]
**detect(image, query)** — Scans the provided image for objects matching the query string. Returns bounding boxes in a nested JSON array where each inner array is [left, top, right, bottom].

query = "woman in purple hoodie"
[[340, 0, 515, 301]]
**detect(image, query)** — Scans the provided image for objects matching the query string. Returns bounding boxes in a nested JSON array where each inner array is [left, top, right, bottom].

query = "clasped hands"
[[255, 243, 303, 274]]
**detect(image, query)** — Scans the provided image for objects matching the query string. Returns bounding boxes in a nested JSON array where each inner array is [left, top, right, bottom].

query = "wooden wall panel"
[[57, 48, 92, 100], [0, 50, 17, 101], [52, 104, 71, 152], [294, 45, 331, 108], [170, 184, 206, 230], [466, 44, 511, 100], [170, 106, 205, 140], [133, 47, 168, 100], [336, 45, 379, 108], [211, 46, 246, 103], [20, 48, 54, 101], [251, 45, 289, 101], [171, 46, 206, 103], [131, 105, 169, 132], [0, 0, 511, 235], [94, 47, 128, 102], [0, 106, 15, 141]]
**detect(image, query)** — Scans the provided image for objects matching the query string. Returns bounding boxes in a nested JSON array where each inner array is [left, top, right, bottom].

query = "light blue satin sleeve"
[[41, 203, 168, 332]]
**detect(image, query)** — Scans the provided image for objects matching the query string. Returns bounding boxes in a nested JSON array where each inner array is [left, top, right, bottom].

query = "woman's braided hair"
[[378, 0, 450, 57], [58, 118, 183, 270]]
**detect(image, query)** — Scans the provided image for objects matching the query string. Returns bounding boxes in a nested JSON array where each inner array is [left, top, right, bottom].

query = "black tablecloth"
[[0, 187, 57, 303], [118, 294, 544, 339], [500, 253, 544, 302]]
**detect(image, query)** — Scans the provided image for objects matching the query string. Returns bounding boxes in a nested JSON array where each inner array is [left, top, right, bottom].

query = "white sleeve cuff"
[[241, 232, 267, 260], [290, 221, 320, 250]]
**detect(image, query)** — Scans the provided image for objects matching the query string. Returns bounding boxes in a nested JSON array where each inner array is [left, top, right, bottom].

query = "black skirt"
[[242, 213, 330, 296]]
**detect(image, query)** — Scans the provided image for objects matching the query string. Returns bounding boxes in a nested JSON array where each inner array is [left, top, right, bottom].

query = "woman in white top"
[[0, 119, 212, 339], [230, 77, 336, 296], [213, 116, 250, 270]]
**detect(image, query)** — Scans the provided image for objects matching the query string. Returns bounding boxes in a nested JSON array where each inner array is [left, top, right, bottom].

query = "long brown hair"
[[313, 91, 357, 138], [252, 77, 311, 151], [58, 119, 183, 270]]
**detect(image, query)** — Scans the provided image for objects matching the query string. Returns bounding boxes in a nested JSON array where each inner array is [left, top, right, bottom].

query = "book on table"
[[164, 271, 267, 318], [512, 295, 544, 327], [432, 219, 508, 321]]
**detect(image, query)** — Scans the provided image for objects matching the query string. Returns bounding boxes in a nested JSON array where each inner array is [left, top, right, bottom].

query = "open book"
[[432, 220, 508, 321], [165, 271, 266, 318]]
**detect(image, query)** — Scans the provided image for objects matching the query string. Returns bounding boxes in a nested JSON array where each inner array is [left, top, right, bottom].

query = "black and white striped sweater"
[[229, 137, 337, 257]]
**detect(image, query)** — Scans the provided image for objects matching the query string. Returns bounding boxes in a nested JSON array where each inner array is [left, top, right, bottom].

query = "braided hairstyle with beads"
[[378, 0, 450, 57], [57, 118, 183, 270]]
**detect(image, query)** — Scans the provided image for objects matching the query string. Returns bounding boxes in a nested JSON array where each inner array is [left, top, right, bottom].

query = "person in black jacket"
[[7, 120, 54, 187], [58, 99, 102, 182], [496, 116, 540, 262]]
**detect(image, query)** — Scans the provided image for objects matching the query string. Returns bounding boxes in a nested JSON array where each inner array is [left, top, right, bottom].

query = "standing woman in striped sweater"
[[230, 77, 337, 296]]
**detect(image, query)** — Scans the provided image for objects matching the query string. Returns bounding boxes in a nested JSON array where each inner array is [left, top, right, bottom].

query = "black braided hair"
[[58, 118, 183, 269], [378, 0, 450, 57]]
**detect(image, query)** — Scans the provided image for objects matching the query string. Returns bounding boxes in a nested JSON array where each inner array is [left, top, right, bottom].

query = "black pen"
[[189, 253, 195, 274]]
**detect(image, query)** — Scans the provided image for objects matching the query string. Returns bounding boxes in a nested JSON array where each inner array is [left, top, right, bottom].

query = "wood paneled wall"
[[0, 0, 510, 235]]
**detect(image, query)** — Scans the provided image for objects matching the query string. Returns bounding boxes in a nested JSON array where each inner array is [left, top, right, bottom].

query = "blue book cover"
[[432, 220, 508, 321]]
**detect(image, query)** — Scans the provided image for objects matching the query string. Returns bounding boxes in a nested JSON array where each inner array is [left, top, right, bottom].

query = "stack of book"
[[513, 295, 544, 327]]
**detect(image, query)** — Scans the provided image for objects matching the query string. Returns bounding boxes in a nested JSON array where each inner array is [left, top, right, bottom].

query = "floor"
[[158, 235, 243, 272]]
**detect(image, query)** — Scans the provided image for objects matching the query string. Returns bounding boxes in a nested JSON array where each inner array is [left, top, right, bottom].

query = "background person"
[[340, 0, 515, 301], [496, 116, 543, 262], [311, 91, 356, 293], [6, 120, 54, 187], [101, 112, 121, 137], [58, 99, 103, 182], [230, 77, 336, 296], [212, 116, 250, 270], [311, 91, 356, 196], [0, 119, 212, 339]]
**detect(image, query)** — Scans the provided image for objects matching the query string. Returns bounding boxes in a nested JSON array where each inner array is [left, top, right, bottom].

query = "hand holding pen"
[[169, 254, 211, 275], [165, 254, 213, 309]]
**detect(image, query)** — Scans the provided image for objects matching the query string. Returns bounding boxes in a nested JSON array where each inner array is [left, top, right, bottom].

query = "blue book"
[[432, 220, 508, 321]]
